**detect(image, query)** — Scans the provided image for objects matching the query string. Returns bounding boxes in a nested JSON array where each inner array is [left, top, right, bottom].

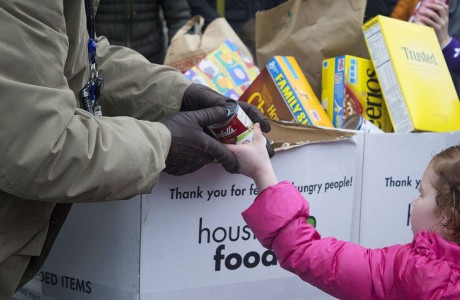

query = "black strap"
[[16, 203, 73, 291], [84, 0, 96, 39]]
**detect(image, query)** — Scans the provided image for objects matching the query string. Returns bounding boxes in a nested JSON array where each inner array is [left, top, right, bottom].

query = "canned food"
[[208, 99, 275, 157], [341, 114, 384, 133], [208, 99, 257, 144]]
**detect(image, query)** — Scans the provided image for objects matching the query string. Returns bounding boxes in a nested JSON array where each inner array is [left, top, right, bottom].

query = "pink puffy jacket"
[[242, 181, 460, 299]]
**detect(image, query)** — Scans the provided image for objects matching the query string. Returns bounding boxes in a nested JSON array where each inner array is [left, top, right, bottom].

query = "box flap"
[[266, 119, 356, 151]]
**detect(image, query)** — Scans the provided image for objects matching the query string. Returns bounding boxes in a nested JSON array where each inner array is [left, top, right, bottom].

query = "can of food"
[[341, 114, 384, 133], [208, 99, 256, 144], [209, 99, 275, 157]]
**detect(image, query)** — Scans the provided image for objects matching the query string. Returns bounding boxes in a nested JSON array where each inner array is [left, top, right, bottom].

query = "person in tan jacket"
[[0, 1, 270, 299]]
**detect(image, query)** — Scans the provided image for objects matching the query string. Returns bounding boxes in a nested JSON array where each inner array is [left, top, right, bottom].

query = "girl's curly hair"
[[429, 145, 460, 245]]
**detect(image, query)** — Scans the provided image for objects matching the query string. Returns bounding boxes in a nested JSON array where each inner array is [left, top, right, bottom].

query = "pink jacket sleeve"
[[242, 181, 401, 300]]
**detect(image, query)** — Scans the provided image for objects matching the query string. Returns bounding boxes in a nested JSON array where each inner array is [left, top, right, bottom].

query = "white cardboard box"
[[359, 132, 460, 248], [15, 130, 460, 300]]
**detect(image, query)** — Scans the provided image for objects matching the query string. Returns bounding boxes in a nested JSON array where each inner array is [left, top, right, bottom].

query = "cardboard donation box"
[[359, 132, 460, 248], [16, 127, 362, 300], [15, 129, 460, 300], [239, 56, 333, 128], [321, 55, 393, 132], [184, 39, 259, 100], [139, 138, 362, 300], [363, 15, 460, 133]]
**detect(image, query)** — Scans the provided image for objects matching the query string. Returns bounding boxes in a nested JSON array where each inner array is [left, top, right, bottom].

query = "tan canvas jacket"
[[0, 1, 191, 298]]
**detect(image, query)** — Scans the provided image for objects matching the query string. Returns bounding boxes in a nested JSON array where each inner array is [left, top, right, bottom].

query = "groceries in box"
[[322, 55, 393, 132], [238, 56, 333, 128], [363, 15, 460, 133], [184, 39, 259, 100]]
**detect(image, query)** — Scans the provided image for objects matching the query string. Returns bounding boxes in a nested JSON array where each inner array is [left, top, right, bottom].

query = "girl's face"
[[411, 166, 444, 237]]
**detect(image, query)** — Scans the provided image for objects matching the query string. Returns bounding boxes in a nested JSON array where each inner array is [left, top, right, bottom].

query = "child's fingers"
[[253, 123, 265, 145], [225, 123, 265, 152], [225, 143, 238, 153]]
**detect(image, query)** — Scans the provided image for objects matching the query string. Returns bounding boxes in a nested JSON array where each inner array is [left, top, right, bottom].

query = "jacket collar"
[[414, 231, 460, 267]]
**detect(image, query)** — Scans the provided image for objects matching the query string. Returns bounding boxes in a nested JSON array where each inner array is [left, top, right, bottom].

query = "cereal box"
[[363, 15, 460, 133], [184, 39, 259, 100], [321, 55, 393, 132], [239, 56, 333, 128]]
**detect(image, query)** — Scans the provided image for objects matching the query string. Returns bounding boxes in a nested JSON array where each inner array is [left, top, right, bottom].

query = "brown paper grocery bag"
[[256, 0, 369, 97], [164, 15, 253, 73]]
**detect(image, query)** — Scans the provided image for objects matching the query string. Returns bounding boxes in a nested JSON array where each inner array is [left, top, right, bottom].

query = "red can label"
[[209, 100, 255, 144]]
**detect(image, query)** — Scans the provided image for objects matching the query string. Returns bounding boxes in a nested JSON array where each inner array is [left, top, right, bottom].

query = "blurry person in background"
[[187, 0, 286, 65], [187, 0, 219, 30], [96, 0, 192, 63], [389, 0, 418, 21], [415, 0, 460, 75], [365, 0, 398, 21]]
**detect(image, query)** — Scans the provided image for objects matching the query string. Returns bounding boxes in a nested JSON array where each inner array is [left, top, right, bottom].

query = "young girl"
[[226, 123, 460, 299]]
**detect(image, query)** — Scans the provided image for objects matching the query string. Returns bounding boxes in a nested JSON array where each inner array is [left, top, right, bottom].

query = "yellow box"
[[239, 56, 333, 128], [322, 55, 393, 132], [363, 15, 460, 133]]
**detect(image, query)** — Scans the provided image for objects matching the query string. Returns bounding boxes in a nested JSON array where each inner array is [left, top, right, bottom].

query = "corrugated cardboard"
[[266, 119, 355, 151]]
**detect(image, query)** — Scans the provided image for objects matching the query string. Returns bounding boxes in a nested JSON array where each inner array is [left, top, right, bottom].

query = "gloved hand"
[[181, 83, 271, 133], [161, 106, 239, 175]]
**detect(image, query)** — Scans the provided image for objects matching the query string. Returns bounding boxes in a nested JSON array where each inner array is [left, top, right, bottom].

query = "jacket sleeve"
[[96, 35, 191, 119], [0, 1, 186, 203], [160, 0, 193, 43], [442, 37, 460, 77], [242, 181, 400, 300]]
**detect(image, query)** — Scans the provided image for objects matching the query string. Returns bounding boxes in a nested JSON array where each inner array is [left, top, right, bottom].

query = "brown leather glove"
[[161, 106, 239, 175], [181, 83, 271, 133]]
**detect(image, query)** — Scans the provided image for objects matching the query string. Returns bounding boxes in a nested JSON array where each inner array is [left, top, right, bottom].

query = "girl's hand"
[[226, 123, 278, 192]]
